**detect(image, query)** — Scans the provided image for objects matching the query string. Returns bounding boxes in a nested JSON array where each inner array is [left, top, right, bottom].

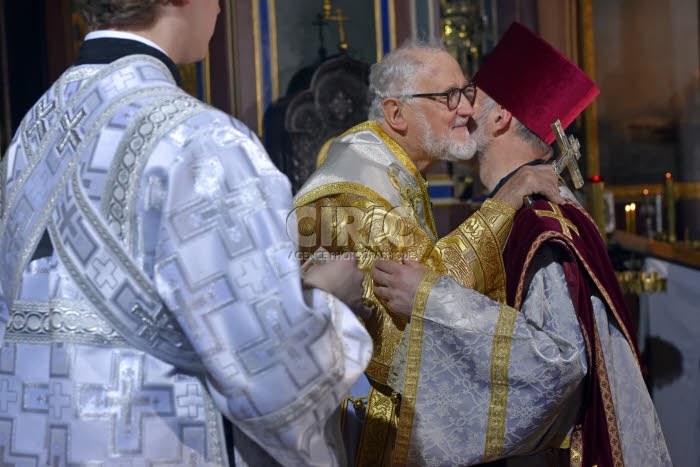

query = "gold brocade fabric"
[[483, 304, 519, 461], [297, 193, 441, 383], [392, 270, 441, 467], [434, 199, 515, 304], [293, 123, 516, 466], [356, 382, 401, 467], [296, 193, 515, 384]]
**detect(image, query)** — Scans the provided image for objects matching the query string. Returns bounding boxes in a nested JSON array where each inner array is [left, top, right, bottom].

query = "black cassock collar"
[[489, 158, 551, 198], [76, 37, 183, 87]]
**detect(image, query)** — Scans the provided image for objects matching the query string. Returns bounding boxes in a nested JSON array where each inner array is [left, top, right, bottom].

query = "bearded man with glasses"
[[292, 39, 562, 466]]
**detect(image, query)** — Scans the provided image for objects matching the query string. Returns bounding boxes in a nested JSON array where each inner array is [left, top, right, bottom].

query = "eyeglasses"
[[398, 83, 476, 110]]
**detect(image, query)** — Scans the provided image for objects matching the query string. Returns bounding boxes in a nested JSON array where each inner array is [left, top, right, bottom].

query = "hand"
[[302, 253, 372, 319], [371, 257, 429, 318], [492, 164, 563, 210]]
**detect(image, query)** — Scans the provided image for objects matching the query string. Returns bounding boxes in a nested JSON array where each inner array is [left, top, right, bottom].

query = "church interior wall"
[[592, 0, 700, 241], [594, 0, 691, 185], [275, 1, 377, 100]]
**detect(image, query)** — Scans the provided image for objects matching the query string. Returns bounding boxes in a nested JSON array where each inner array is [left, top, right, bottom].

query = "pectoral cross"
[[523, 119, 585, 208], [551, 119, 584, 189]]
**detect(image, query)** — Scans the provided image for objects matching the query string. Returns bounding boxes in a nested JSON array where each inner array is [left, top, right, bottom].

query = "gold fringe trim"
[[483, 304, 519, 461], [392, 269, 441, 466], [593, 323, 625, 467], [570, 425, 583, 467]]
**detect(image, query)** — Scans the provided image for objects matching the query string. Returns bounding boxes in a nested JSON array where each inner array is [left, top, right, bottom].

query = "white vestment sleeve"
[[390, 245, 588, 465], [390, 240, 671, 466], [152, 122, 372, 467]]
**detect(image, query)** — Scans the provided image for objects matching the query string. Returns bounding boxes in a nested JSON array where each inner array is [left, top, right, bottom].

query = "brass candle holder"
[[664, 172, 676, 243], [589, 175, 605, 236]]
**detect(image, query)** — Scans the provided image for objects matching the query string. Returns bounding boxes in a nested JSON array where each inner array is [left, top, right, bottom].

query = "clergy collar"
[[84, 30, 168, 55], [489, 158, 551, 198], [76, 37, 182, 86]]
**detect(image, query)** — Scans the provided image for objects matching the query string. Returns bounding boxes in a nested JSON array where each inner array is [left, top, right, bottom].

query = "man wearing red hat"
[[292, 38, 563, 465], [372, 22, 671, 466]]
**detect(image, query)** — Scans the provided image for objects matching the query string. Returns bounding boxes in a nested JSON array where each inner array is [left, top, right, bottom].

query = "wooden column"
[[537, 0, 600, 180], [577, 0, 600, 178], [209, 0, 236, 115], [44, 0, 73, 83], [231, 1, 260, 133]]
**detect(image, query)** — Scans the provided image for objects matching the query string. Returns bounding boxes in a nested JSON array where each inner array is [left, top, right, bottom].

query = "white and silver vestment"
[[0, 54, 371, 466]]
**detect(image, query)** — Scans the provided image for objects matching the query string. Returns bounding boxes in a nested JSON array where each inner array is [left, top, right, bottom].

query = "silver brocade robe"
[[389, 188, 672, 466], [0, 55, 371, 466]]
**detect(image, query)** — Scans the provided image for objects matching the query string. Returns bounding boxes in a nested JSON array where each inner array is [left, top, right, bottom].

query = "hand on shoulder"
[[492, 164, 563, 210]]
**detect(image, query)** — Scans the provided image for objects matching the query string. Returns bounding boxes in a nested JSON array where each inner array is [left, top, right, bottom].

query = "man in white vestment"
[[0, 1, 373, 465], [292, 39, 563, 466], [371, 22, 672, 466]]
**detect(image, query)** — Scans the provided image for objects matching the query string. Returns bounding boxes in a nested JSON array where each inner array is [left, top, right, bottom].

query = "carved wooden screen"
[[266, 53, 369, 193]]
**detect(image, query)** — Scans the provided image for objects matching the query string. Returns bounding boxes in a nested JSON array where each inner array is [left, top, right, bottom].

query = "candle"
[[589, 175, 605, 236], [625, 204, 632, 232], [629, 202, 637, 234], [664, 172, 676, 242], [654, 191, 663, 235], [642, 188, 652, 238]]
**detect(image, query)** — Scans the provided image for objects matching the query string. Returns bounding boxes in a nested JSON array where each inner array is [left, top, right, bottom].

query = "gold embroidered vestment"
[[293, 121, 515, 465]]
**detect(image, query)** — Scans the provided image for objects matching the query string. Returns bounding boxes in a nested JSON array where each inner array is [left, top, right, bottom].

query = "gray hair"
[[368, 39, 446, 122], [479, 94, 553, 158], [513, 120, 554, 158]]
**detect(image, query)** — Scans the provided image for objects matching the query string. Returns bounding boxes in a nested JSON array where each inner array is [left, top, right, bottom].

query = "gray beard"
[[416, 112, 476, 162], [472, 112, 492, 159]]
